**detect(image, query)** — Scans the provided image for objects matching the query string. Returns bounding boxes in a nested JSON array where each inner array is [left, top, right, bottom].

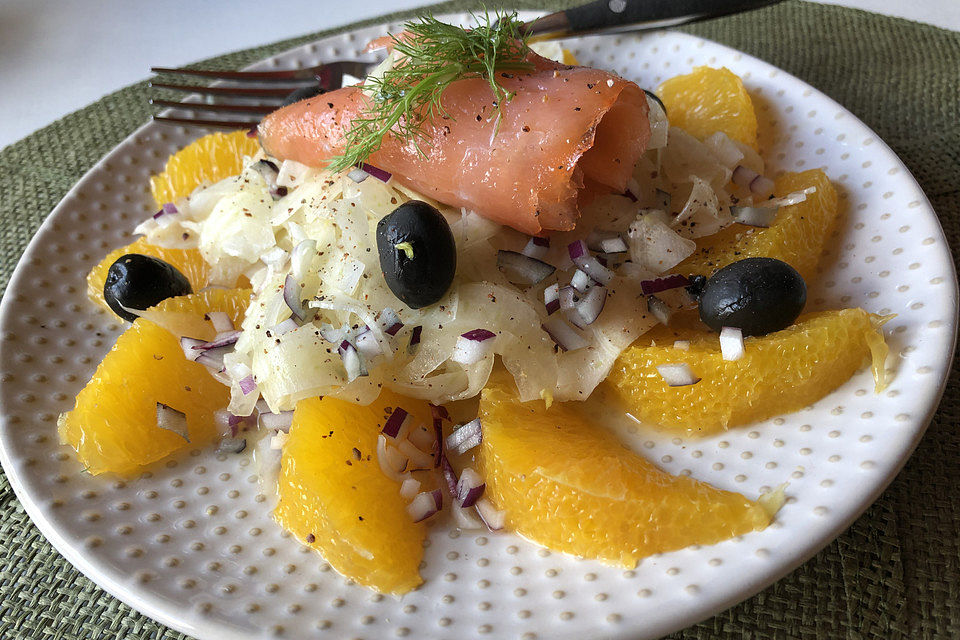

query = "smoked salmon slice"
[[258, 52, 650, 235]]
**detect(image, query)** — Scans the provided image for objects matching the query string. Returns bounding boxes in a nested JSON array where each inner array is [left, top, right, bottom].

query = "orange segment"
[[477, 382, 772, 567], [57, 288, 250, 477], [607, 309, 889, 436], [274, 390, 434, 595], [679, 169, 839, 281], [658, 66, 758, 148], [150, 130, 261, 207], [86, 237, 211, 313]]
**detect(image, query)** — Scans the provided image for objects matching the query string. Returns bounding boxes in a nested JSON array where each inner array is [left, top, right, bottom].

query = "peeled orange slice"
[[680, 169, 839, 281], [274, 390, 434, 595], [477, 381, 773, 566], [58, 288, 250, 476], [658, 66, 758, 148], [150, 130, 261, 207], [607, 309, 889, 435]]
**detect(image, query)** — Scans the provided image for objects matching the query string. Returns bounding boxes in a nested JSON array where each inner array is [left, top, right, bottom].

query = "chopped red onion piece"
[[732, 165, 760, 188], [451, 335, 494, 365], [195, 350, 226, 371], [656, 363, 701, 387], [570, 269, 592, 293], [338, 340, 366, 381], [732, 205, 778, 228], [238, 375, 257, 395], [461, 328, 496, 342], [573, 285, 607, 326], [156, 402, 189, 442], [205, 311, 234, 333], [283, 274, 307, 322], [574, 254, 614, 286], [475, 498, 505, 531], [600, 235, 629, 254], [347, 167, 369, 183], [567, 239, 588, 261], [541, 316, 589, 352], [720, 326, 745, 361], [446, 418, 482, 455], [269, 317, 299, 336], [377, 434, 409, 481], [521, 236, 550, 261], [558, 286, 579, 310], [180, 336, 206, 361], [162, 202, 178, 215], [400, 476, 421, 500], [377, 307, 403, 336], [440, 456, 460, 496], [430, 403, 451, 422], [544, 283, 560, 315], [407, 490, 442, 522], [750, 174, 776, 197], [382, 407, 410, 439], [354, 328, 383, 360], [358, 162, 392, 182], [194, 330, 241, 350], [496, 250, 556, 285], [647, 295, 673, 325], [408, 326, 422, 354], [456, 467, 486, 508], [585, 229, 621, 252], [640, 274, 690, 296], [216, 437, 247, 454], [258, 410, 294, 432]]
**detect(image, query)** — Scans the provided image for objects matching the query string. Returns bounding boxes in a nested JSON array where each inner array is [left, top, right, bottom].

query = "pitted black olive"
[[376, 201, 456, 309], [104, 254, 192, 322], [697, 257, 806, 336]]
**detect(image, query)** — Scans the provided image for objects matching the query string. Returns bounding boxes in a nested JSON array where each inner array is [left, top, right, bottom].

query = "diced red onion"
[[732, 165, 760, 189], [640, 274, 690, 296], [338, 340, 366, 381], [156, 402, 189, 442], [377, 434, 409, 481], [430, 403, 451, 422], [399, 475, 421, 500], [720, 326, 745, 361], [656, 188, 672, 211], [569, 241, 614, 285], [319, 323, 345, 344], [461, 328, 496, 342], [601, 236, 628, 254], [180, 336, 206, 361], [407, 490, 442, 522], [354, 328, 383, 360], [440, 456, 460, 497], [541, 316, 589, 352], [451, 335, 495, 365], [347, 167, 369, 183], [647, 295, 673, 326], [475, 498, 505, 531], [456, 467, 486, 508], [656, 363, 701, 386], [572, 285, 607, 326], [195, 350, 225, 372], [205, 311, 234, 333], [194, 330, 241, 351], [567, 239, 588, 261], [750, 174, 776, 197], [496, 250, 556, 285], [408, 326, 422, 353], [596, 252, 626, 270], [382, 407, 410, 439], [558, 286, 579, 310], [584, 229, 621, 253], [269, 317, 299, 336], [446, 418, 482, 455], [377, 307, 403, 336], [544, 283, 560, 315], [358, 162, 392, 182], [521, 237, 550, 261], [732, 205, 778, 228], [238, 375, 257, 395], [216, 437, 247, 454], [452, 502, 485, 530], [258, 410, 294, 432], [570, 269, 592, 293], [283, 274, 307, 322]]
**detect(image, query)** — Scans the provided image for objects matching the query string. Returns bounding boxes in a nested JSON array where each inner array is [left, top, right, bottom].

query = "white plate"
[[0, 14, 956, 640]]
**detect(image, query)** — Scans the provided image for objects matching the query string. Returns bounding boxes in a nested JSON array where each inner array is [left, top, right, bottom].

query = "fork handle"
[[524, 0, 783, 36]]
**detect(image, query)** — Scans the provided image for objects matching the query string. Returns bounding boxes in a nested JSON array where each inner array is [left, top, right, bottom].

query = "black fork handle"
[[524, 0, 783, 36]]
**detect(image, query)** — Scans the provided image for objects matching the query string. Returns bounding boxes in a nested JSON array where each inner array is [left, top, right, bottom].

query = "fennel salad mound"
[[60, 13, 890, 596]]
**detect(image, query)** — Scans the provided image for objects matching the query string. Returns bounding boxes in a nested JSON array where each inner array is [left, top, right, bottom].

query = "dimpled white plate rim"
[[0, 13, 956, 640]]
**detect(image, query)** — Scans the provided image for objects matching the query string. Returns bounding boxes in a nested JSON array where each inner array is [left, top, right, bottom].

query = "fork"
[[149, 0, 781, 130]]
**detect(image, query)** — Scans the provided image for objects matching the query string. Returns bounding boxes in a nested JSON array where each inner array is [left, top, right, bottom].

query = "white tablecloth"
[[0, 0, 957, 149]]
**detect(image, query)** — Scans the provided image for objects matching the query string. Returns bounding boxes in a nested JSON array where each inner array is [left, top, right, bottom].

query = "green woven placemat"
[[0, 1, 957, 638]]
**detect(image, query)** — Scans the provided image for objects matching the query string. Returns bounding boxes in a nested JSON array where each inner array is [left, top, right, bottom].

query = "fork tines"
[[148, 60, 374, 130]]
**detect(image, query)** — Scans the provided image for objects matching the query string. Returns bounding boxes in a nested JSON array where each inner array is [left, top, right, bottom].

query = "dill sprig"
[[327, 11, 533, 173]]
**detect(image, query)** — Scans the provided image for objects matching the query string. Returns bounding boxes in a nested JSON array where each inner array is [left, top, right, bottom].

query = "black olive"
[[376, 201, 456, 309], [103, 254, 192, 322], [282, 84, 324, 106], [697, 257, 806, 336]]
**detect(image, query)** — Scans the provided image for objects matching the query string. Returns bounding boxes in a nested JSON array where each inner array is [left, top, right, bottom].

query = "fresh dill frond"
[[327, 10, 533, 173]]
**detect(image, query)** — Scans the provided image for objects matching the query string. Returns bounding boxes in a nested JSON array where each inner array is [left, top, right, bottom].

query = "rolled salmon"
[[258, 52, 650, 235]]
